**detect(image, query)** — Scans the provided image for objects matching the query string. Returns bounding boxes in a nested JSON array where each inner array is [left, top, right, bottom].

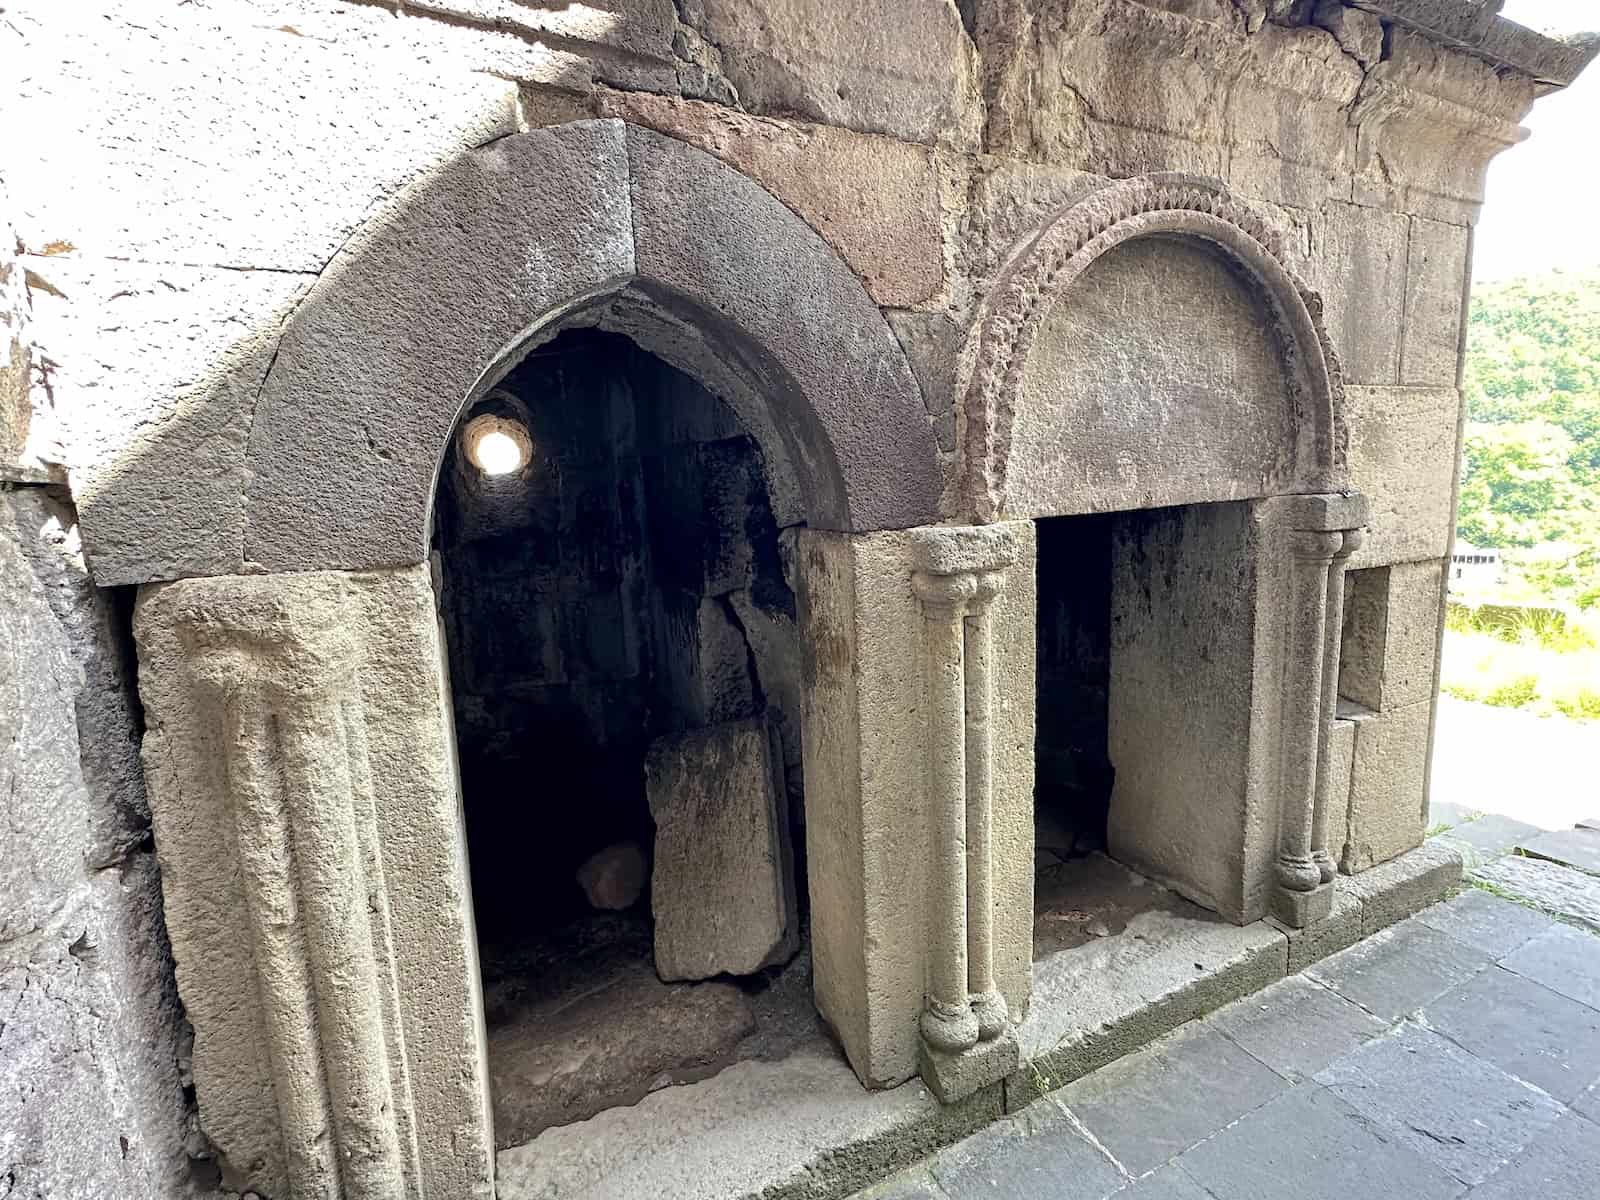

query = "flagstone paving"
[[854, 856, 1600, 1200]]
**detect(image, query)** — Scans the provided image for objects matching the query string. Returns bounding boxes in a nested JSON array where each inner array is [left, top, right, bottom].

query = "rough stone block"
[[1518, 827, 1600, 877], [1470, 855, 1600, 933], [1316, 1022, 1563, 1186], [647, 717, 797, 981], [597, 91, 943, 307], [919, 1030, 1020, 1105], [1270, 882, 1335, 929], [673, 0, 982, 149], [1339, 560, 1446, 712], [1343, 699, 1434, 872], [1401, 217, 1470, 386], [1305, 202, 1409, 386], [575, 842, 648, 911], [1270, 885, 1363, 973], [1, 491, 196, 1199], [1343, 386, 1461, 571], [497, 1049, 1001, 1200], [1342, 839, 1463, 935]]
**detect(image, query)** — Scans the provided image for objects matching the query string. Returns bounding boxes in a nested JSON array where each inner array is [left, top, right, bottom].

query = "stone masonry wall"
[[1, 0, 1586, 1181]]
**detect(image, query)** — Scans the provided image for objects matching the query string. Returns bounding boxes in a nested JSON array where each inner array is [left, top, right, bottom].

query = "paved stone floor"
[[856, 878, 1600, 1199]]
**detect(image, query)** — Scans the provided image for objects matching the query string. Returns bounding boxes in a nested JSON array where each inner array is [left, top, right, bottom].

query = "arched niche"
[[81, 119, 942, 585], [961, 174, 1348, 523]]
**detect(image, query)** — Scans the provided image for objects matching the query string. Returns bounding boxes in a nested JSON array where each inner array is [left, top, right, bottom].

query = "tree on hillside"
[[1460, 270, 1600, 558]]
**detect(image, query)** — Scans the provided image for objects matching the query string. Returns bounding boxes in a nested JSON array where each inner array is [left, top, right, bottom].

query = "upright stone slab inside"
[[647, 716, 798, 981]]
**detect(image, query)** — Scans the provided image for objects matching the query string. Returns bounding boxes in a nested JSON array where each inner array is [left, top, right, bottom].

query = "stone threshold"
[[493, 841, 1462, 1200]]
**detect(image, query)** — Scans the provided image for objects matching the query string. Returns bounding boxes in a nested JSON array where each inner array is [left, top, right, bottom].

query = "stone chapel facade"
[[2, 2, 1594, 1197]]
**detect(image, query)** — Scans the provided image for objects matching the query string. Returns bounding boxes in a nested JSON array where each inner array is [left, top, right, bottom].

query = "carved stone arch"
[[81, 119, 942, 585], [960, 173, 1348, 523]]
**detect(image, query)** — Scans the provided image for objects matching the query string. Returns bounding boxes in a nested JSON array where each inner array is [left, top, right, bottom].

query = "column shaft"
[[963, 575, 1007, 1041], [1311, 530, 1363, 881], [917, 582, 979, 1053]]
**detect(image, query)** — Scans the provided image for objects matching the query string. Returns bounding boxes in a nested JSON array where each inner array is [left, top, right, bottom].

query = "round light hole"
[[464, 415, 531, 477]]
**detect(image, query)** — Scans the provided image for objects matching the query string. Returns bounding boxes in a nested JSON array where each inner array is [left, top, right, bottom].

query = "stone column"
[[796, 524, 1036, 1094], [1269, 494, 1369, 928], [144, 573, 425, 1200], [1312, 527, 1364, 883], [910, 526, 1021, 1101]]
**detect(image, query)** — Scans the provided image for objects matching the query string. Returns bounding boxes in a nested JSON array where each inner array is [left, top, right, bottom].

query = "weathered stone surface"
[[1342, 839, 1462, 934], [1350, 27, 1540, 224], [7, 0, 522, 267], [1412, 887, 1555, 960], [796, 523, 1036, 1089], [135, 566, 493, 1198], [1056, 1021, 1288, 1177], [1468, 1109, 1600, 1200], [1270, 883, 1364, 973], [674, 0, 982, 149], [1519, 827, 1600, 877], [490, 964, 756, 1147], [1401, 217, 1470, 386], [596, 91, 943, 307], [1, 490, 200, 1199], [575, 842, 648, 911], [1305, 202, 1410, 387], [1471, 855, 1600, 933], [931, 1105, 1124, 1200], [1315, 1022, 1564, 1186], [1013, 902, 1287, 1107], [1, 194, 51, 482], [1436, 811, 1543, 867], [1342, 699, 1432, 871], [495, 1050, 1001, 1200], [647, 717, 797, 981], [625, 123, 942, 535], [26, 258, 313, 582], [1108, 502, 1278, 922], [1207, 971, 1385, 1081], [1007, 239, 1300, 520], [1425, 965, 1600, 1103], [1308, 916, 1490, 1022], [1501, 924, 1600, 1014], [919, 1030, 1020, 1105], [1178, 1080, 1463, 1200], [1343, 388, 1460, 573], [86, 120, 941, 582], [1338, 559, 1446, 712]]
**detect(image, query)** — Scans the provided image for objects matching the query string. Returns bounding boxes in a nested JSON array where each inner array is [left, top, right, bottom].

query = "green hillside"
[[1459, 269, 1600, 606]]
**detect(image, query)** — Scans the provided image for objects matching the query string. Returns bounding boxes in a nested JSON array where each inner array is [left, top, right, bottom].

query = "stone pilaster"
[[135, 567, 491, 1200], [910, 525, 1021, 1102], [1268, 494, 1370, 929]]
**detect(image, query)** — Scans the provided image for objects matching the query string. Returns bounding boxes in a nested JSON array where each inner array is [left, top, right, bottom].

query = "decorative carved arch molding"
[[959, 173, 1349, 524], [81, 118, 942, 585]]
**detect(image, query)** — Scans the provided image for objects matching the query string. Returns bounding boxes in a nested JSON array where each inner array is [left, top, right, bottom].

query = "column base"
[[1270, 880, 1334, 928], [919, 1028, 1019, 1104]]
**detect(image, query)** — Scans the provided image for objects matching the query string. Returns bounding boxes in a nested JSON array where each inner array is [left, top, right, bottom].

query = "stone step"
[[1518, 827, 1600, 879]]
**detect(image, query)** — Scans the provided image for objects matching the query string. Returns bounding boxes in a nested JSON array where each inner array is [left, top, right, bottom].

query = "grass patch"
[[1440, 606, 1600, 719]]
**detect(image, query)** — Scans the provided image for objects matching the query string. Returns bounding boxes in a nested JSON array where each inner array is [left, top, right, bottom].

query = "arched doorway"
[[432, 325, 819, 1145]]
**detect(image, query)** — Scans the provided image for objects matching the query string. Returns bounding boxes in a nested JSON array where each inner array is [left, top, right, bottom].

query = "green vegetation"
[[1440, 603, 1600, 720], [1460, 270, 1600, 606], [1446, 272, 1600, 718]]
